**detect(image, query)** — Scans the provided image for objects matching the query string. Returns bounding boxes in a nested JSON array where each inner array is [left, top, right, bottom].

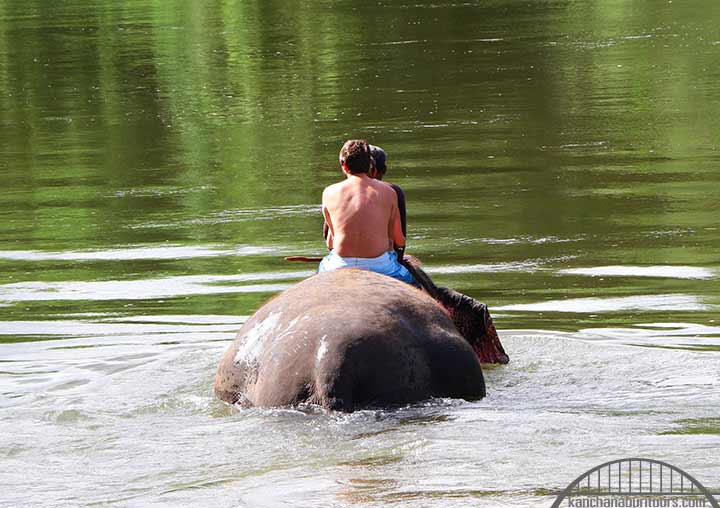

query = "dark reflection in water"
[[0, 0, 718, 330]]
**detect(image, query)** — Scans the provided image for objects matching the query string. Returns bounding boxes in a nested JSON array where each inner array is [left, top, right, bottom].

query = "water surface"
[[1, 1, 719, 506]]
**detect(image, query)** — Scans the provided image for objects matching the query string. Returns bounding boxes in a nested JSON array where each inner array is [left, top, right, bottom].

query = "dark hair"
[[339, 139, 371, 174], [369, 145, 387, 175]]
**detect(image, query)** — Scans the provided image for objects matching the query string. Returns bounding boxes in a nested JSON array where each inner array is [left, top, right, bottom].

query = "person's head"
[[368, 145, 387, 180], [339, 139, 372, 175]]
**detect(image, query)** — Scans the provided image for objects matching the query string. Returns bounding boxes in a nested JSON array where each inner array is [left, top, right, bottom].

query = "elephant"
[[215, 266, 508, 412]]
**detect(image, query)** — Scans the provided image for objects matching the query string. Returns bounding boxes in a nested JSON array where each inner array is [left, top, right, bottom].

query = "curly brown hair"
[[339, 139, 372, 174]]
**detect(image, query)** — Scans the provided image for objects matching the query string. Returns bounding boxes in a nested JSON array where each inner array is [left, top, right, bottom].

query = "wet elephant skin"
[[214, 269, 486, 411]]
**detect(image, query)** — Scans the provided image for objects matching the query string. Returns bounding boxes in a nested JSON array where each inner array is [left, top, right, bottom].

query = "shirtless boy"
[[318, 139, 415, 284]]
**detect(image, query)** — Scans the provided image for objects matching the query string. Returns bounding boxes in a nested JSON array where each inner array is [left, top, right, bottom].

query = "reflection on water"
[[495, 294, 710, 313], [0, 272, 308, 302], [1, 0, 720, 506], [0, 316, 245, 338], [575, 322, 720, 351], [559, 265, 717, 280], [0, 244, 276, 261]]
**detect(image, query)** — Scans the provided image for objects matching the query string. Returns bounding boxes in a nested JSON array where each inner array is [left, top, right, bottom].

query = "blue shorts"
[[318, 251, 416, 285]]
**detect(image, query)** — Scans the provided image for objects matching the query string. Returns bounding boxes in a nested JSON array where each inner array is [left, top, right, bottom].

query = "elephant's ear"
[[436, 287, 509, 365], [473, 312, 508, 365]]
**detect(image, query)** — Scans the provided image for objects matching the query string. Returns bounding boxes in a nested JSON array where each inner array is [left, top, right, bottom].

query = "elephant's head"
[[436, 287, 509, 365], [401, 255, 509, 365]]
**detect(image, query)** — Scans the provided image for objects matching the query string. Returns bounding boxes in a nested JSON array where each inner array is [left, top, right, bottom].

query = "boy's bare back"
[[322, 174, 404, 258]]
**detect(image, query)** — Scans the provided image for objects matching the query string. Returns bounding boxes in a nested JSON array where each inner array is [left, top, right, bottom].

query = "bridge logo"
[[552, 458, 719, 507]]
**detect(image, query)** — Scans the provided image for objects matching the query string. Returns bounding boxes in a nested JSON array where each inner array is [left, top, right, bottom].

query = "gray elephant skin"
[[215, 269, 500, 411]]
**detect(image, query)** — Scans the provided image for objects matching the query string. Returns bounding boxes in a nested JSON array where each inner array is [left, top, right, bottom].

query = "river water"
[[1, 1, 719, 507]]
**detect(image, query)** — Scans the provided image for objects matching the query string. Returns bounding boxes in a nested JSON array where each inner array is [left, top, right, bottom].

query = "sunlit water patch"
[[130, 205, 321, 230], [0, 272, 311, 302], [104, 315, 248, 325], [495, 294, 711, 313], [477, 236, 584, 245], [574, 322, 720, 351], [560, 265, 717, 280], [0, 315, 242, 407], [0, 318, 245, 337], [0, 244, 276, 262], [111, 185, 214, 198], [427, 260, 542, 274]]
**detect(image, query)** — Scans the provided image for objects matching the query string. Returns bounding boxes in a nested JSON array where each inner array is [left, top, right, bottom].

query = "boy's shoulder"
[[322, 180, 349, 203], [322, 180, 343, 194], [376, 180, 404, 198]]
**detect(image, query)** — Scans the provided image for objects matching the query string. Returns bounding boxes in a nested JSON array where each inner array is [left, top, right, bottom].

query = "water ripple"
[[0, 319, 243, 337], [0, 244, 275, 262], [0, 271, 311, 303], [427, 261, 541, 274], [575, 323, 720, 350], [560, 265, 716, 280], [495, 294, 711, 313]]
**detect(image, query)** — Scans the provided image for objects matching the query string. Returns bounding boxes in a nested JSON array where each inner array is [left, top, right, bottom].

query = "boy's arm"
[[324, 214, 334, 250], [322, 189, 334, 250]]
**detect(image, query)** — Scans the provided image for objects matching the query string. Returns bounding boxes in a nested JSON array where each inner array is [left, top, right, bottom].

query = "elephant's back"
[[284, 269, 442, 316], [253, 270, 455, 342], [215, 270, 485, 409]]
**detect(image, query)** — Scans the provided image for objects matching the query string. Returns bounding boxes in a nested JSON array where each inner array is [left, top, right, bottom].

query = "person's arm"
[[325, 220, 334, 250], [391, 202, 405, 260], [391, 184, 407, 237], [322, 189, 334, 250]]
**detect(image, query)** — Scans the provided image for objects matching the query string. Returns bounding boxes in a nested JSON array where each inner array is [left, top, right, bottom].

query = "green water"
[[1, 0, 718, 330], [1, 1, 719, 507]]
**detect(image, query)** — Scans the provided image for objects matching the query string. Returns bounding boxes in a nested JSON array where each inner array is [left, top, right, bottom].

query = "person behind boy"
[[367, 144, 406, 252], [319, 139, 415, 284]]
